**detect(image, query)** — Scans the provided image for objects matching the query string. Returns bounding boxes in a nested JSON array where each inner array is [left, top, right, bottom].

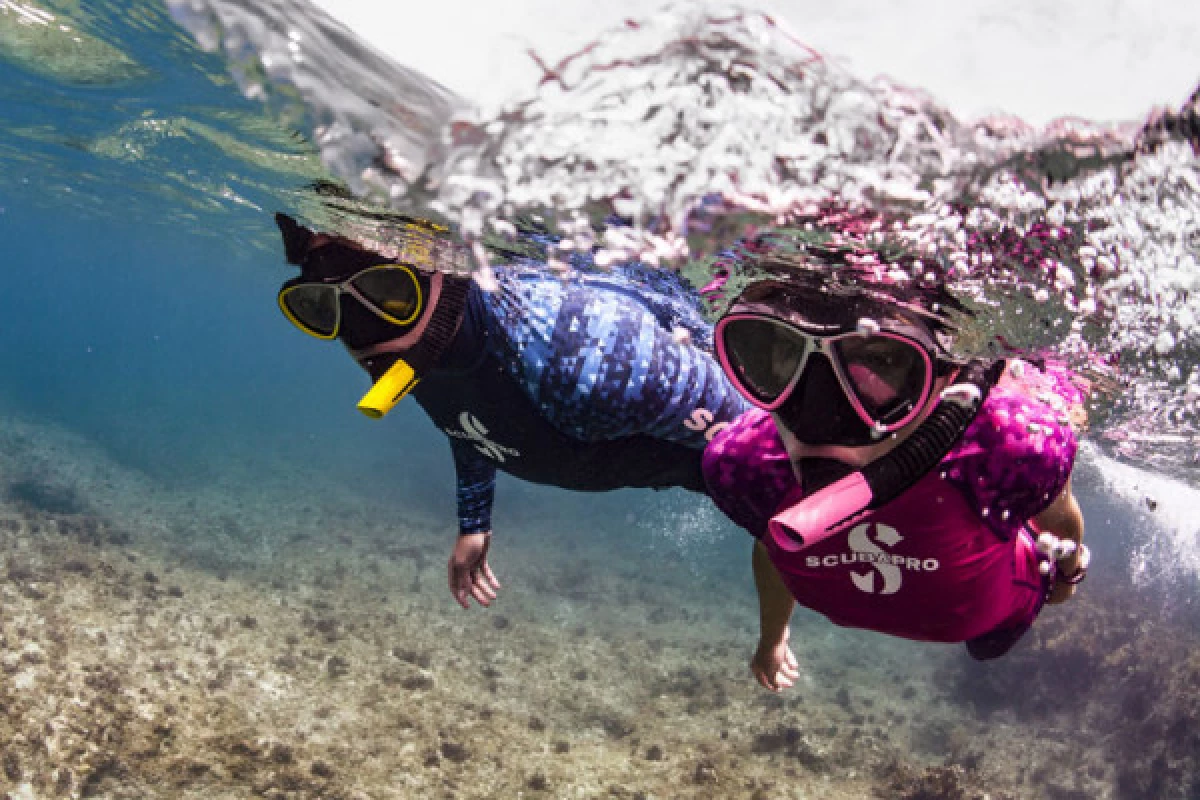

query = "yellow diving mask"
[[277, 263, 426, 340]]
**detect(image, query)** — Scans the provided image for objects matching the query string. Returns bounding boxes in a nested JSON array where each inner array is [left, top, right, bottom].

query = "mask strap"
[[350, 272, 471, 377]]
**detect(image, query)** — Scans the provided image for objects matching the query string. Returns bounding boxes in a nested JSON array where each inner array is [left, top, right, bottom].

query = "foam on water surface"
[[164, 3, 1200, 476]]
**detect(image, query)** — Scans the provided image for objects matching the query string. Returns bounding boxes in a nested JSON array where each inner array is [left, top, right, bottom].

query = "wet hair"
[[279, 181, 467, 277], [705, 202, 973, 358], [276, 212, 385, 281]]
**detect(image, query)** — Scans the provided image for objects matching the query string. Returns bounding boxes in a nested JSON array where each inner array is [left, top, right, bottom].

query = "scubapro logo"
[[803, 522, 941, 595], [444, 412, 521, 463]]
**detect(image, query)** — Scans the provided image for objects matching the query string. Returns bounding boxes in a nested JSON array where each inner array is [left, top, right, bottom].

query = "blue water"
[[0, 2, 1197, 799], [0, 1, 430, 492]]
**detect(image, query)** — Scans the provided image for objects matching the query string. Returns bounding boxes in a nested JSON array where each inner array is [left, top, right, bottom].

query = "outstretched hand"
[[750, 629, 800, 692], [448, 531, 502, 609]]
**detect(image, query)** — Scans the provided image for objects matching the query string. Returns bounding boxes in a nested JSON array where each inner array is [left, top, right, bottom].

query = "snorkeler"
[[274, 212, 748, 609], [700, 207, 1089, 691]]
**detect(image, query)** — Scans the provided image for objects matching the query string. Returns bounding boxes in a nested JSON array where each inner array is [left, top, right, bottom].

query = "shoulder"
[[961, 361, 1082, 466], [474, 266, 566, 346], [702, 410, 796, 537], [943, 362, 1080, 537], [705, 409, 786, 467]]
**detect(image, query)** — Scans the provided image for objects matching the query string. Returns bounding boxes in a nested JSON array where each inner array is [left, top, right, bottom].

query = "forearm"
[[753, 540, 795, 645], [1033, 479, 1087, 604], [451, 442, 497, 535], [457, 478, 495, 534], [1033, 480, 1085, 573]]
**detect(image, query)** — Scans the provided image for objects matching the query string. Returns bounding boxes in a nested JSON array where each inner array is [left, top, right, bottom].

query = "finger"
[[785, 648, 798, 668], [469, 582, 493, 608], [448, 564, 473, 609], [1047, 585, 1075, 605], [449, 557, 472, 586], [780, 661, 800, 680], [478, 563, 500, 591], [472, 573, 498, 602], [752, 665, 778, 692], [450, 564, 472, 591], [773, 671, 794, 690]]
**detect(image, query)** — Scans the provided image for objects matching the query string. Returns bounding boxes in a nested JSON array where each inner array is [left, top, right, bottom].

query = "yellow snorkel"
[[356, 359, 418, 419]]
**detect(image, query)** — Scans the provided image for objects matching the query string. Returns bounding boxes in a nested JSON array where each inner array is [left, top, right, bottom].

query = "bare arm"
[[1033, 478, 1085, 604], [750, 540, 800, 691], [753, 540, 796, 644]]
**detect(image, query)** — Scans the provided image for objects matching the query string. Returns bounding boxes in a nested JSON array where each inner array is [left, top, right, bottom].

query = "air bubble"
[[1155, 331, 1176, 355]]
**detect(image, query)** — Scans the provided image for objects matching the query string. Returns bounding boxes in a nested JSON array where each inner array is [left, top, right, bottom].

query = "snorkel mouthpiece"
[[357, 359, 418, 419], [766, 360, 1003, 553], [769, 473, 873, 552]]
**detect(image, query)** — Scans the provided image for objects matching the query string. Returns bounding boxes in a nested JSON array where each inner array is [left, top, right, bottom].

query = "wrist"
[[758, 624, 789, 647], [456, 520, 489, 537], [1055, 543, 1090, 586]]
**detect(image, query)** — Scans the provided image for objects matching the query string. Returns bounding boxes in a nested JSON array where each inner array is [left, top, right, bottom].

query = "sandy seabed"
[[0, 412, 1193, 800]]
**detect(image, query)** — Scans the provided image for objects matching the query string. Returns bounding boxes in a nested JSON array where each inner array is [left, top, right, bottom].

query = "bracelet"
[[1055, 543, 1090, 586]]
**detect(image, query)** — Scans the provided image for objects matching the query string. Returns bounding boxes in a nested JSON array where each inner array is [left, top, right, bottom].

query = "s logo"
[[847, 523, 904, 595], [684, 408, 730, 441]]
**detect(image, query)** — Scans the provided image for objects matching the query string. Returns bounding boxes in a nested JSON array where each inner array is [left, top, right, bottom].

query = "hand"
[[1046, 549, 1084, 604], [1046, 579, 1077, 605], [1036, 532, 1087, 606], [750, 629, 800, 692], [448, 531, 501, 609]]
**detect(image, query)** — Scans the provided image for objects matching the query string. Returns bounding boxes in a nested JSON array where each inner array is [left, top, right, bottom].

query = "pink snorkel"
[[767, 471, 874, 552], [766, 368, 998, 552]]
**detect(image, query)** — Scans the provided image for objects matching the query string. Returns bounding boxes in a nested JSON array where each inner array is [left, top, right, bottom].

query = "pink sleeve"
[[702, 410, 797, 538], [942, 380, 1078, 540]]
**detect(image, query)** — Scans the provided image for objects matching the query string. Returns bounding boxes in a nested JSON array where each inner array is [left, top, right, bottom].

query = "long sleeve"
[[449, 438, 497, 535], [480, 266, 749, 447]]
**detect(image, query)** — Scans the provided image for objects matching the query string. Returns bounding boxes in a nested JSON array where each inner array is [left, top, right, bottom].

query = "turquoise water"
[[0, 2, 1198, 798]]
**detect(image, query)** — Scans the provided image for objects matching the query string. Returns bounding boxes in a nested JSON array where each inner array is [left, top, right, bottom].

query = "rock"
[[693, 758, 718, 784], [440, 741, 470, 764]]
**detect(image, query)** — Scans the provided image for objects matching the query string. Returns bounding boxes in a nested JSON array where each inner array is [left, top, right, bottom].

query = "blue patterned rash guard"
[[409, 261, 749, 535]]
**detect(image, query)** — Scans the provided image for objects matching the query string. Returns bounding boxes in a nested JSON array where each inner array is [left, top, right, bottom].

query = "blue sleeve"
[[481, 267, 749, 446], [449, 438, 497, 535]]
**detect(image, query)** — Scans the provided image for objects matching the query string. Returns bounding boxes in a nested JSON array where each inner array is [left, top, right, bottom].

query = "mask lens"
[[351, 266, 423, 326], [281, 284, 339, 338], [833, 335, 929, 424], [722, 317, 809, 405]]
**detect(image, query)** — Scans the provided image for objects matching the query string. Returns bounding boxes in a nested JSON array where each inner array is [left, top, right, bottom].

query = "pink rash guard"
[[703, 361, 1081, 656]]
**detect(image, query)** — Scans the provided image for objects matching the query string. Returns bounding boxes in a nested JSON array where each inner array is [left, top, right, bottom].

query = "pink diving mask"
[[714, 280, 944, 445]]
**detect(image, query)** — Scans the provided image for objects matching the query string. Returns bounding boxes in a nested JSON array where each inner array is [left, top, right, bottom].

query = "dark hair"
[[278, 182, 467, 277], [704, 202, 972, 347]]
